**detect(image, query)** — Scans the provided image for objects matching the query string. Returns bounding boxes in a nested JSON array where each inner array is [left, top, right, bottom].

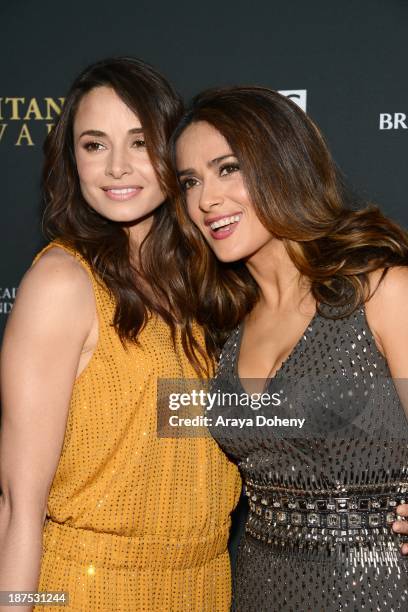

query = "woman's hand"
[[393, 505, 408, 554]]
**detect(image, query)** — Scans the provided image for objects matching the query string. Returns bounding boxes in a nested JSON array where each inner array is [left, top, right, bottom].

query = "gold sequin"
[[32, 241, 241, 611]]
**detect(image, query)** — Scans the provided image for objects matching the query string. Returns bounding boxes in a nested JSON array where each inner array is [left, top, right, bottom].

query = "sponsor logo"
[[278, 89, 307, 112], [379, 113, 408, 130], [0, 287, 16, 314], [0, 97, 64, 146]]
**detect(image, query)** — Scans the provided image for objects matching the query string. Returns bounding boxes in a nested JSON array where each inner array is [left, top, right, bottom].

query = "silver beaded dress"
[[210, 305, 408, 611]]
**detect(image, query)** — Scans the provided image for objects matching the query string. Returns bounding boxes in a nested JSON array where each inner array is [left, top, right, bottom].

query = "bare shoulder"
[[18, 246, 94, 307], [6, 246, 95, 336], [368, 266, 408, 307], [27, 246, 92, 293], [365, 266, 408, 357]]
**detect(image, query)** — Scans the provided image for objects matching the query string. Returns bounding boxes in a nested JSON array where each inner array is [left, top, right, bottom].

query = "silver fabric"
[[211, 306, 408, 611]]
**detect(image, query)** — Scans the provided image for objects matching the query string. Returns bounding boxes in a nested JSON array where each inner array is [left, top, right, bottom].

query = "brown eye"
[[219, 163, 240, 176], [133, 139, 146, 148], [83, 141, 104, 152], [181, 178, 198, 191]]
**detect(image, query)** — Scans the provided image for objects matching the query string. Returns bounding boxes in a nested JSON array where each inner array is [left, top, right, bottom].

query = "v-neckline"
[[233, 308, 320, 392]]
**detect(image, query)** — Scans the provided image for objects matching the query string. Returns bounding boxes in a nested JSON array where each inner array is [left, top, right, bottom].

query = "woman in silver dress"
[[171, 86, 408, 611]]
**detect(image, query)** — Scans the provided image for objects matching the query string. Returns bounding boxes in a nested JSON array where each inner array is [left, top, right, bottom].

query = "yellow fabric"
[[32, 241, 241, 611]]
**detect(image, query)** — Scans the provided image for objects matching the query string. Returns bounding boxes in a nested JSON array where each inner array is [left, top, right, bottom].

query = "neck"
[[245, 238, 312, 312]]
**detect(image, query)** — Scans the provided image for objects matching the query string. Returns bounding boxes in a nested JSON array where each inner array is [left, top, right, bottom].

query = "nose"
[[105, 148, 133, 179], [198, 178, 224, 212]]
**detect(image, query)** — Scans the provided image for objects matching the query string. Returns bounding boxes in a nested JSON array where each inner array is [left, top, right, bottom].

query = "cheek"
[[141, 160, 166, 200], [140, 157, 159, 182], [248, 219, 273, 247], [75, 152, 99, 187], [186, 196, 200, 225], [234, 181, 252, 207]]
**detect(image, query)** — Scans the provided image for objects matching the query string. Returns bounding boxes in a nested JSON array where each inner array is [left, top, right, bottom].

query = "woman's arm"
[[0, 248, 95, 610], [365, 266, 408, 554]]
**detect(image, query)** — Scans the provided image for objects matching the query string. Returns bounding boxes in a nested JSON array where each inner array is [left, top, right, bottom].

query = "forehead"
[[176, 121, 231, 165], [74, 86, 141, 131]]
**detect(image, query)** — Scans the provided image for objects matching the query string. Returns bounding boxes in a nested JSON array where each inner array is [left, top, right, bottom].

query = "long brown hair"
[[169, 86, 408, 353], [43, 57, 209, 374]]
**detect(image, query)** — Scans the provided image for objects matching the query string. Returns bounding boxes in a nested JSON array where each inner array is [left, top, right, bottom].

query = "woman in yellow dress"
[[0, 58, 240, 611]]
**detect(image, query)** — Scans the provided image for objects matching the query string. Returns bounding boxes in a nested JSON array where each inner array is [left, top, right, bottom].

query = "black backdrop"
[[1, 0, 407, 563], [1, 0, 408, 332]]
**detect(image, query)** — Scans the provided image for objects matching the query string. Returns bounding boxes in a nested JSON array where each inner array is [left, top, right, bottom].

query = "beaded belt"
[[245, 481, 408, 532]]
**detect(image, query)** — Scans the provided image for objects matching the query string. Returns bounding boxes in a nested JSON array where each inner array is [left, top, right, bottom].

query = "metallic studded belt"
[[245, 481, 408, 531], [243, 481, 408, 563]]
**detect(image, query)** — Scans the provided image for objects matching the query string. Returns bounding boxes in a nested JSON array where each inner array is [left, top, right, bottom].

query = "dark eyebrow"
[[177, 153, 236, 177], [209, 154, 235, 166], [79, 127, 144, 138]]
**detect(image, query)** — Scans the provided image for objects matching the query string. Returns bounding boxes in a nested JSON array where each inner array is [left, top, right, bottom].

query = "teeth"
[[210, 214, 241, 230], [109, 188, 137, 194]]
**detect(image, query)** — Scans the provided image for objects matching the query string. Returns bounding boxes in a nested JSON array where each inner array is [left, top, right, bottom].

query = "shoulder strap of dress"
[[33, 239, 89, 271], [33, 240, 102, 286], [32, 240, 115, 334]]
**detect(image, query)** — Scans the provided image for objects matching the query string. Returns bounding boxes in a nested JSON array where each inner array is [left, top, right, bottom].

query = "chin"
[[93, 203, 160, 224], [212, 248, 243, 264]]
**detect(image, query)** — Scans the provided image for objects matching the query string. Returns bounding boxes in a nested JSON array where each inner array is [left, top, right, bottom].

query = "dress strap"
[[32, 240, 115, 339]]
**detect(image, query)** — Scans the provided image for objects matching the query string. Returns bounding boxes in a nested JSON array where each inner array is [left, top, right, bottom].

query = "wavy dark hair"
[[169, 86, 408, 353], [43, 57, 209, 374]]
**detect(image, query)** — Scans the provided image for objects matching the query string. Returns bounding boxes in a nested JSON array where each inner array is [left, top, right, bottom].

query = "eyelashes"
[[133, 139, 146, 148], [181, 177, 199, 191], [180, 162, 240, 191], [82, 141, 104, 152], [219, 162, 240, 176], [81, 139, 146, 152]]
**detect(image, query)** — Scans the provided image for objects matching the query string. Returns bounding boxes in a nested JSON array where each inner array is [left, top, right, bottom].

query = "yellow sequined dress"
[[32, 241, 241, 612]]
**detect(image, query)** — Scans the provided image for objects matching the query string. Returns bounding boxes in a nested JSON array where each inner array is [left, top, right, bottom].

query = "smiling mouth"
[[103, 187, 141, 194], [209, 214, 242, 231], [102, 186, 143, 201]]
